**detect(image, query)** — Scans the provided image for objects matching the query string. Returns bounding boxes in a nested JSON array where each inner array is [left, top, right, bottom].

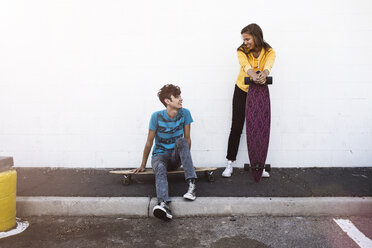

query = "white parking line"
[[334, 218, 372, 248]]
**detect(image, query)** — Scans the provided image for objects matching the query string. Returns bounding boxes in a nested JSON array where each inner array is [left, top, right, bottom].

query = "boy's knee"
[[154, 162, 166, 173]]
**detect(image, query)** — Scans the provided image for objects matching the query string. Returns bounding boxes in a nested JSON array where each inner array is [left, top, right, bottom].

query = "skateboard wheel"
[[205, 171, 215, 182], [265, 164, 271, 172], [251, 163, 260, 171], [244, 163, 250, 171], [122, 175, 131, 185], [208, 175, 215, 182]]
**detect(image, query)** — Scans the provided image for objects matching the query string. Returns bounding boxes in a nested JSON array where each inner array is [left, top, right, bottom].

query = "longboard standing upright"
[[244, 73, 272, 182]]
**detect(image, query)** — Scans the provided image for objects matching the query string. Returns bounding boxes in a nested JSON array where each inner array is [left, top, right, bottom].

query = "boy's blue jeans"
[[151, 138, 197, 203]]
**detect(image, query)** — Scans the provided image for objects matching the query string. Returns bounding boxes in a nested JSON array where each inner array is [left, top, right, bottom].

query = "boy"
[[132, 84, 197, 221]]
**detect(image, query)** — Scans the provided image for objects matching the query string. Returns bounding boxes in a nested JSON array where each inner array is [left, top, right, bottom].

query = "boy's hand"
[[132, 167, 146, 174]]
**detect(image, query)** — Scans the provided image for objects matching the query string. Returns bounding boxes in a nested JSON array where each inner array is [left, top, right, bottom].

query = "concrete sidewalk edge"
[[16, 196, 372, 217]]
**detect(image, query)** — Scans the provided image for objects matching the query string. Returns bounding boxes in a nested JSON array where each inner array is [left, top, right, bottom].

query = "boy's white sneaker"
[[153, 201, 172, 221], [262, 169, 270, 178], [183, 179, 196, 201], [222, 160, 233, 177]]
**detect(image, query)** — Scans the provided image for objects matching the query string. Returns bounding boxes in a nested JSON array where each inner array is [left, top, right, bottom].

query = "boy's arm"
[[183, 124, 191, 149], [132, 129, 155, 173]]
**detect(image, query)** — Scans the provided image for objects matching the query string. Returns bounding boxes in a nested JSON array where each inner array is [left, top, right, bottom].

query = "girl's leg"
[[226, 84, 247, 161]]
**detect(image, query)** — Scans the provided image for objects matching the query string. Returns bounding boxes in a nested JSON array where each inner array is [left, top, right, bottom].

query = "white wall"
[[0, 0, 371, 168]]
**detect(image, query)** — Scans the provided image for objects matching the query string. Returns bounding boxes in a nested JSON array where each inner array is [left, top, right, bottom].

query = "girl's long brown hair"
[[237, 23, 271, 54]]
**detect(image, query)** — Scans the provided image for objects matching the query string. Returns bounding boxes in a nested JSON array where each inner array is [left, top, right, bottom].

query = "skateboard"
[[244, 73, 272, 182], [109, 167, 217, 185]]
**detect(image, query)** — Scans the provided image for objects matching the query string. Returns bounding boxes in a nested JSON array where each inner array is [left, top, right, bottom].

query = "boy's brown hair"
[[158, 84, 181, 107]]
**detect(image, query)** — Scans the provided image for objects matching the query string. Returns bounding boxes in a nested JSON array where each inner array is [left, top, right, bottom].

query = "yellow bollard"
[[0, 169, 17, 232]]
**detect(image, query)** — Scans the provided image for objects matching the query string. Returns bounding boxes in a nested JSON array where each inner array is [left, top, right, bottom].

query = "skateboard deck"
[[244, 75, 272, 182], [109, 167, 217, 185]]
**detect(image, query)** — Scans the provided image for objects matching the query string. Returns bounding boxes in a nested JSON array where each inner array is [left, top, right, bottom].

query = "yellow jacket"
[[236, 47, 276, 92]]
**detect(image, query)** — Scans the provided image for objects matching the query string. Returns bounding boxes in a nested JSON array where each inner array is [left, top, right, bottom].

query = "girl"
[[223, 23, 276, 178]]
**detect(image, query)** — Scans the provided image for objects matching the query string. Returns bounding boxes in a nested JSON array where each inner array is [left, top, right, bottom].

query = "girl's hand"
[[252, 73, 261, 84], [256, 71, 268, 85]]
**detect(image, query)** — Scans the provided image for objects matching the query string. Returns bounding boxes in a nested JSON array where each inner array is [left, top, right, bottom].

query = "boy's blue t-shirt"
[[149, 108, 193, 157]]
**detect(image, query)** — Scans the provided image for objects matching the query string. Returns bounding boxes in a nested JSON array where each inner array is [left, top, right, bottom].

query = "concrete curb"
[[17, 197, 372, 217], [16, 197, 149, 217]]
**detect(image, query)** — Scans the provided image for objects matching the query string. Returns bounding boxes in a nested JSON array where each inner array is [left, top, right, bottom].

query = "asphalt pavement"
[[1, 216, 372, 248], [1, 166, 372, 247], [12, 167, 372, 217], [16, 167, 372, 198]]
